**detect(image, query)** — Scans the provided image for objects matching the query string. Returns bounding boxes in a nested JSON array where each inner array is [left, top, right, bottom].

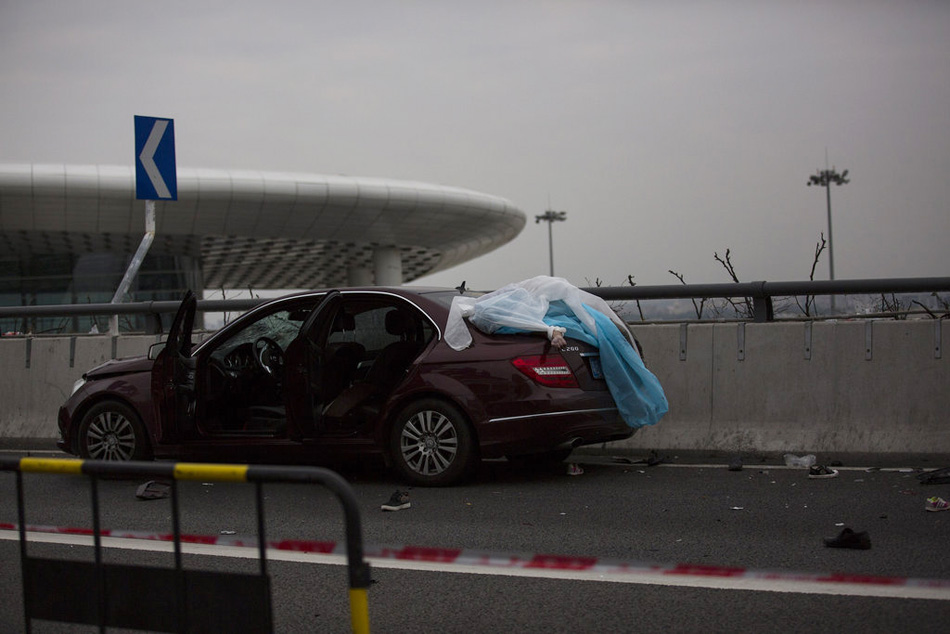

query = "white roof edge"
[[0, 162, 521, 212]]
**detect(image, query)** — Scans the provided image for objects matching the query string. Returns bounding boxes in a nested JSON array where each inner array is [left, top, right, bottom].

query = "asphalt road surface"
[[2, 448, 950, 632]]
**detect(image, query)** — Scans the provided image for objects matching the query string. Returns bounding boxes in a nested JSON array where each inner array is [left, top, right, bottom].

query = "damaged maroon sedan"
[[58, 287, 634, 485]]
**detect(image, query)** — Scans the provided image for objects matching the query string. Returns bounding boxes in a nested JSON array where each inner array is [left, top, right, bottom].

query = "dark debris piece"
[[823, 527, 871, 550], [135, 480, 171, 500], [917, 467, 950, 485]]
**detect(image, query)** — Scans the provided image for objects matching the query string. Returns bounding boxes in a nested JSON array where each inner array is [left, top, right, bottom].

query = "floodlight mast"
[[807, 166, 850, 313], [535, 210, 567, 277]]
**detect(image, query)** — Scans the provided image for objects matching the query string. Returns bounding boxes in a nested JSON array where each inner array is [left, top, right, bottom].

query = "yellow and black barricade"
[[0, 456, 372, 633]]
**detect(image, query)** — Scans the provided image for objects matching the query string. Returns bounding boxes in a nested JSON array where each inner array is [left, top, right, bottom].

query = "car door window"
[[212, 308, 306, 358], [354, 307, 401, 359], [328, 299, 434, 392], [200, 300, 313, 434]]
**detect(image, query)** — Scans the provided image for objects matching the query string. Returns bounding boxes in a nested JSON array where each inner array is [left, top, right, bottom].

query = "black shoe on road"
[[382, 490, 411, 511]]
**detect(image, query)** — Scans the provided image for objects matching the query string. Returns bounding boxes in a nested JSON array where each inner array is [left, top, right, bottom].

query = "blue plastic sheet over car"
[[445, 276, 668, 428]]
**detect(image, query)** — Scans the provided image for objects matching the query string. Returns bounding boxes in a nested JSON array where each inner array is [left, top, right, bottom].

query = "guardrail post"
[[751, 281, 773, 323]]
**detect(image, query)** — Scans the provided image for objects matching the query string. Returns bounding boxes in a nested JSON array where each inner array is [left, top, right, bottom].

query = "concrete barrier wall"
[[0, 335, 162, 438], [0, 321, 947, 454], [619, 320, 949, 455]]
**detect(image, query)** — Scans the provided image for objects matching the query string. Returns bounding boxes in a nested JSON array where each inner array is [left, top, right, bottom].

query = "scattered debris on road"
[[135, 480, 170, 500], [382, 490, 411, 511], [823, 527, 871, 550]]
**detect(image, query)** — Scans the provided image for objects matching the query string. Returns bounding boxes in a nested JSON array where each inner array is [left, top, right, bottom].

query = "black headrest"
[[385, 310, 409, 336]]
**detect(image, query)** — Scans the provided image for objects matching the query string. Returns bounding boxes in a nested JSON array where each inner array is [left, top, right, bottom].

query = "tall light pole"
[[535, 209, 567, 276], [807, 165, 849, 313]]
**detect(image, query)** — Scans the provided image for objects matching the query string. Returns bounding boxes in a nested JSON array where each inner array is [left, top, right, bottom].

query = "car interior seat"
[[322, 308, 423, 420], [322, 310, 365, 402], [362, 309, 421, 388]]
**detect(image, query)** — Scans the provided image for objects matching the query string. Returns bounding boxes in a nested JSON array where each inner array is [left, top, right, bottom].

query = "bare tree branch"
[[626, 275, 645, 321], [911, 293, 949, 319], [912, 300, 937, 319], [878, 293, 908, 320], [713, 249, 741, 283], [669, 269, 706, 319], [588, 276, 644, 321], [713, 249, 752, 318], [794, 232, 827, 317]]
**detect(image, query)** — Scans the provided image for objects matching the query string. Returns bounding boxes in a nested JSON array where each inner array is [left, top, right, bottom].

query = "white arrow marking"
[[139, 119, 172, 198]]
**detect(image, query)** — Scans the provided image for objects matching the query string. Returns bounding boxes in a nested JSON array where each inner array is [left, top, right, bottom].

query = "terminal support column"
[[373, 247, 403, 286]]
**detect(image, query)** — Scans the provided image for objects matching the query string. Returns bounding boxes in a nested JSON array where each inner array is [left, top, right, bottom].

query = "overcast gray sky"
[[2, 0, 948, 292]]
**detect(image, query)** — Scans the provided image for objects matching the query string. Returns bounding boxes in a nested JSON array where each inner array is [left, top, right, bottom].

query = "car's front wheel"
[[389, 399, 477, 486], [77, 401, 150, 461]]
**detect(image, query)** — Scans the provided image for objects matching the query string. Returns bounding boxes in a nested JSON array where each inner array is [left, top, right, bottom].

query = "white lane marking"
[[2, 531, 947, 602], [577, 461, 922, 473]]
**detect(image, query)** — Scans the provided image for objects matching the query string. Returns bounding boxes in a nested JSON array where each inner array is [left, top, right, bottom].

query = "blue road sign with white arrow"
[[134, 115, 177, 200]]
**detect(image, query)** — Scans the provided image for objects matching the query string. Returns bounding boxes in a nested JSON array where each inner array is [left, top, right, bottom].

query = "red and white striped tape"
[[3, 522, 949, 591], [0, 521, 336, 553]]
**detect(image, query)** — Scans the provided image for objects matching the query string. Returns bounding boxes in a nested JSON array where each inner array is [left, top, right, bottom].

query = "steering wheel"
[[253, 337, 285, 376]]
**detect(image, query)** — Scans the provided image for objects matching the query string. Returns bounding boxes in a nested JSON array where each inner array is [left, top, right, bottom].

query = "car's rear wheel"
[[389, 399, 476, 486], [77, 401, 150, 461]]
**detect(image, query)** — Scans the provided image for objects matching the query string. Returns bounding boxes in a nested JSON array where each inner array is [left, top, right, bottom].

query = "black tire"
[[389, 399, 477, 486], [77, 401, 150, 461]]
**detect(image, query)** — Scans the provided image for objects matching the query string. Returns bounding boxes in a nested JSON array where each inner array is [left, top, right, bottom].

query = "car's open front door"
[[283, 290, 340, 439], [151, 290, 197, 443]]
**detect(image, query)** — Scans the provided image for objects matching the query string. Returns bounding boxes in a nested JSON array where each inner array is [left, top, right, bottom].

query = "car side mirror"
[[148, 342, 166, 360]]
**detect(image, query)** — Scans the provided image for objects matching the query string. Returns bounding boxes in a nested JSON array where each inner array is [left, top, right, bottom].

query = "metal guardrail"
[[583, 276, 950, 323], [0, 298, 265, 335], [0, 456, 372, 634], [583, 276, 950, 301], [0, 277, 947, 331]]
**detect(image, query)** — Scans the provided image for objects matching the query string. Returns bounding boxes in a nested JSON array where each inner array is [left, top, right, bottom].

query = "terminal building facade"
[[0, 164, 525, 333]]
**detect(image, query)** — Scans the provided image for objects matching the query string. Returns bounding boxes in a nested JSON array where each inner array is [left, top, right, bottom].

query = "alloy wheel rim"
[[400, 410, 459, 476], [86, 411, 136, 460]]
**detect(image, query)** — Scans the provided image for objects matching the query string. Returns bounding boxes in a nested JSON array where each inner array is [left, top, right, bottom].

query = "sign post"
[[111, 116, 177, 333]]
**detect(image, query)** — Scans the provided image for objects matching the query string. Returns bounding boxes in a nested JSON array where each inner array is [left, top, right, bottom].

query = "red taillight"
[[512, 355, 579, 388]]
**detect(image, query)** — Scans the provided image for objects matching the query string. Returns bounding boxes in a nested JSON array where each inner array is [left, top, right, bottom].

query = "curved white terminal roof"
[[0, 164, 526, 288]]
